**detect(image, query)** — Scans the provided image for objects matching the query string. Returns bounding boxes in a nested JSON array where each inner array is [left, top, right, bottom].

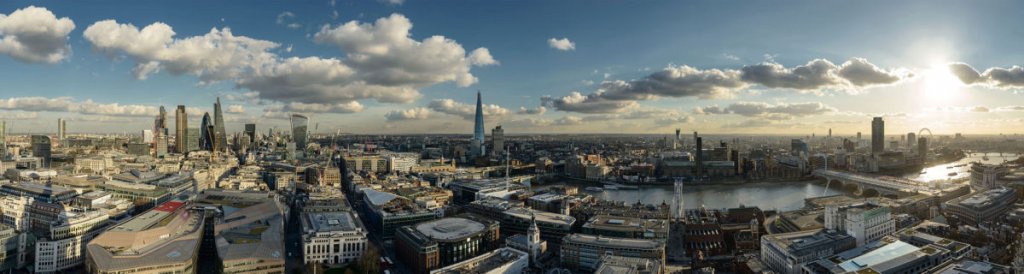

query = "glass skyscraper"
[[290, 114, 309, 150]]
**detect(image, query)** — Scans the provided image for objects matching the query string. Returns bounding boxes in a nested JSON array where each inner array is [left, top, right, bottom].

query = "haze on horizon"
[[1, 0, 1023, 135]]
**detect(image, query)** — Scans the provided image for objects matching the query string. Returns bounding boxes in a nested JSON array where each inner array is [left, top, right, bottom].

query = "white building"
[[35, 210, 109, 273], [970, 162, 1007, 191], [0, 196, 33, 231], [300, 211, 368, 265], [824, 200, 895, 246]]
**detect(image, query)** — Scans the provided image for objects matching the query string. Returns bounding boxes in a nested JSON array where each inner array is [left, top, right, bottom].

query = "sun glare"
[[920, 64, 963, 105]]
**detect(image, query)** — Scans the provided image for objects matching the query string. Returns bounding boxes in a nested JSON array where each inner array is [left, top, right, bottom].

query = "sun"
[[920, 63, 964, 105]]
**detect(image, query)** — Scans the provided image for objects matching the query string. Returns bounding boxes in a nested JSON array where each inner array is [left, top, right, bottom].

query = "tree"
[[358, 245, 381, 274]]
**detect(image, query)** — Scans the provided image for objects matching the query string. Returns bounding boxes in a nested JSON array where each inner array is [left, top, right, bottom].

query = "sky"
[[1, 0, 1024, 135]]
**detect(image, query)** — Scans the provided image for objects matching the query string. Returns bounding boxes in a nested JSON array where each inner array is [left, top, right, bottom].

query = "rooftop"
[[414, 217, 487, 241], [430, 247, 527, 274], [563, 233, 664, 250], [304, 211, 362, 233]]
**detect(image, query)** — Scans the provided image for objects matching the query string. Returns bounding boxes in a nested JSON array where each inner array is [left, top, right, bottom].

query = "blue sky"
[[2, 0, 1024, 134]]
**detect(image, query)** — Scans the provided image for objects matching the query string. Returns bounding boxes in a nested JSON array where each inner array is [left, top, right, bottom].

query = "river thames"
[[547, 152, 1018, 211]]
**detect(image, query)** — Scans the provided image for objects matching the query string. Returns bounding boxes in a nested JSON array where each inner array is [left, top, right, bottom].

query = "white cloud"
[[0, 96, 177, 117], [378, 0, 404, 5], [949, 62, 1024, 88], [427, 99, 509, 120], [385, 107, 430, 121], [84, 14, 495, 111], [266, 101, 365, 114], [547, 37, 575, 51], [227, 105, 245, 113], [541, 92, 638, 114], [0, 6, 75, 63], [517, 106, 546, 115], [696, 102, 836, 119]]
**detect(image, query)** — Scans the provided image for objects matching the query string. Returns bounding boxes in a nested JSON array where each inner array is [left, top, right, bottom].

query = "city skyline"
[[3, 1, 1024, 135]]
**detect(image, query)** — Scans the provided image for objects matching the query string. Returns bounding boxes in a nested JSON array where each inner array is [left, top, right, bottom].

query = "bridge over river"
[[813, 169, 958, 197]]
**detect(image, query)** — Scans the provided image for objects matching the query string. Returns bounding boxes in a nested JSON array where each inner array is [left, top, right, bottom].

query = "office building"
[[244, 123, 256, 143], [943, 187, 1017, 225], [970, 162, 1008, 191], [395, 215, 500, 274], [175, 105, 187, 153], [0, 120, 6, 157], [559, 233, 665, 273], [300, 211, 368, 265], [918, 137, 928, 160], [472, 91, 485, 156], [290, 114, 309, 151], [360, 189, 438, 239], [86, 201, 204, 274], [823, 200, 895, 246], [31, 135, 51, 168], [429, 247, 528, 274], [906, 132, 916, 149], [760, 229, 856, 274], [213, 97, 227, 152], [582, 215, 669, 240], [871, 117, 884, 154], [35, 210, 110, 273], [57, 118, 66, 142], [186, 127, 199, 152], [491, 125, 504, 156], [802, 237, 965, 274], [195, 190, 287, 273], [0, 224, 29, 271], [200, 112, 214, 151]]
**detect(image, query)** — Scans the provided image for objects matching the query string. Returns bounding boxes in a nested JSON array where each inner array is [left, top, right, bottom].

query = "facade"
[[57, 118, 66, 142], [871, 117, 884, 154], [970, 162, 1008, 191], [395, 215, 500, 274], [244, 123, 256, 143], [943, 187, 1017, 225], [86, 201, 204, 274], [186, 127, 200, 152], [175, 105, 187, 153], [823, 200, 895, 246], [197, 191, 288, 274], [760, 229, 856, 274], [35, 210, 110, 273], [200, 112, 214, 151], [491, 125, 504, 156], [31, 135, 52, 168], [0, 224, 30, 271], [213, 97, 227, 152], [429, 247, 528, 274], [361, 189, 438, 239], [300, 211, 368, 265], [290, 114, 309, 151], [471, 91, 486, 156], [559, 233, 665, 273]]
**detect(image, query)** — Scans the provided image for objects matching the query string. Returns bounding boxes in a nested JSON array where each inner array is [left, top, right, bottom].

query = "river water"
[[551, 152, 1019, 211]]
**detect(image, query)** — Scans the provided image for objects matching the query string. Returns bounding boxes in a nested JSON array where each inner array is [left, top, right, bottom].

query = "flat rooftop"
[[415, 217, 486, 241], [838, 241, 919, 272], [431, 247, 527, 274], [505, 207, 575, 226], [304, 211, 362, 233], [564, 233, 664, 250]]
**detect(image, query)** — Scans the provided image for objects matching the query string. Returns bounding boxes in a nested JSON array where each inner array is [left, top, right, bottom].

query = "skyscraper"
[[244, 123, 256, 143], [31, 135, 51, 168], [472, 91, 486, 156], [290, 114, 309, 150], [175, 105, 187, 153], [200, 112, 214, 151], [187, 127, 200, 152], [871, 117, 884, 155], [906, 132, 916, 149], [694, 132, 703, 179], [491, 125, 504, 156], [213, 97, 227, 152], [57, 118, 66, 141], [0, 120, 6, 157], [918, 137, 928, 160]]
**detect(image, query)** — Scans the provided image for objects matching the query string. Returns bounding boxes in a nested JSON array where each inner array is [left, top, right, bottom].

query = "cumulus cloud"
[[385, 107, 430, 121], [740, 59, 842, 90], [517, 106, 546, 115], [378, 0, 404, 5], [84, 20, 279, 82], [970, 106, 990, 113], [272, 101, 365, 114], [547, 37, 575, 51], [427, 99, 509, 120], [541, 92, 638, 114], [0, 96, 175, 117], [0, 6, 75, 63], [227, 105, 245, 113], [836, 58, 905, 86], [84, 13, 495, 110], [949, 63, 1024, 88], [654, 115, 695, 126], [696, 102, 836, 120]]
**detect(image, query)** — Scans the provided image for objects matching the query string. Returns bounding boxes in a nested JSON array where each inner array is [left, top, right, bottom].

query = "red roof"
[[154, 201, 185, 212]]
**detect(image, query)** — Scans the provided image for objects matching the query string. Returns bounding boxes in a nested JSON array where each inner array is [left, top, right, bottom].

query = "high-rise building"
[[918, 137, 928, 161], [694, 132, 703, 179], [200, 112, 214, 151], [57, 118, 66, 141], [175, 105, 187, 153], [871, 117, 884, 155], [491, 125, 504, 156], [186, 127, 199, 152], [290, 114, 309, 150], [472, 91, 485, 156], [31, 135, 51, 168], [244, 123, 256, 143], [0, 120, 6, 157], [213, 97, 227, 152]]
